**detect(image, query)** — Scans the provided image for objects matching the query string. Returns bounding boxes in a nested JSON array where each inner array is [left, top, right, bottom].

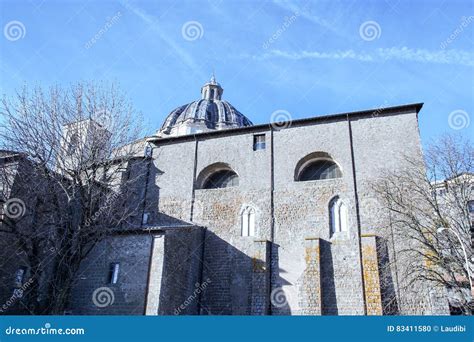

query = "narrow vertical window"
[[253, 134, 266, 151], [248, 208, 255, 236], [329, 197, 348, 237], [467, 200, 474, 214], [142, 212, 149, 225], [241, 206, 256, 237], [242, 210, 249, 236], [144, 144, 152, 158], [14, 267, 27, 287], [339, 202, 348, 232], [109, 262, 120, 284], [67, 133, 79, 155]]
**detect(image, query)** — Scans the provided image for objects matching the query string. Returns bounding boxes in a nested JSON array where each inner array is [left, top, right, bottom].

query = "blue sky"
[[1, 0, 473, 147]]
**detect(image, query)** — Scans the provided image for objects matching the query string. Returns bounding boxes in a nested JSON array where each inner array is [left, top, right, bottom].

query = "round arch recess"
[[294, 152, 342, 181], [196, 162, 239, 189]]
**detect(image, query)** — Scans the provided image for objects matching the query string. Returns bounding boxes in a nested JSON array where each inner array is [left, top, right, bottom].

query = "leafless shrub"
[[0, 82, 150, 314], [374, 134, 473, 315]]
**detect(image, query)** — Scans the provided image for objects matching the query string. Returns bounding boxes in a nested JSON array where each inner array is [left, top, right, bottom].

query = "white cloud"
[[272, 0, 349, 39], [377, 47, 474, 66], [248, 47, 474, 67]]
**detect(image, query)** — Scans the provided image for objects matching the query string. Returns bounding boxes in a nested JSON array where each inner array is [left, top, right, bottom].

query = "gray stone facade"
[[110, 101, 443, 316]]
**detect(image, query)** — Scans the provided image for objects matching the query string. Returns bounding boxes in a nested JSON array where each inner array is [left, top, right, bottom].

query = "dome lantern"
[[201, 73, 223, 101]]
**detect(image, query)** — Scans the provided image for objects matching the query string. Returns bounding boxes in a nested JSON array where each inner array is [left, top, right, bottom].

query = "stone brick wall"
[[251, 240, 271, 315], [143, 106, 427, 316], [69, 233, 153, 315], [361, 235, 383, 315], [300, 238, 322, 315], [157, 227, 204, 315], [69, 226, 203, 315], [271, 120, 364, 315]]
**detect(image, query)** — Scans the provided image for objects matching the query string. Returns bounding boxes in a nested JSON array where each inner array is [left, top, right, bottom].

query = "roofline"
[[147, 102, 423, 145], [0, 150, 27, 162], [108, 224, 203, 236], [431, 172, 474, 185]]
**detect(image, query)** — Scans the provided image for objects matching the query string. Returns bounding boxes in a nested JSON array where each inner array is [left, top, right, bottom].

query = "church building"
[[2, 76, 450, 315]]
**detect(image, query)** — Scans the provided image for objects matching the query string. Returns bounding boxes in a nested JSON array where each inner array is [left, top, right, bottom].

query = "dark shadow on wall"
[[320, 239, 338, 315], [377, 237, 399, 315], [156, 226, 205, 315], [269, 244, 293, 315], [192, 230, 260, 316]]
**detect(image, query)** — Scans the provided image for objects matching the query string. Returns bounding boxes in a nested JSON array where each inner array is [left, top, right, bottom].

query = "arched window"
[[67, 132, 79, 156], [197, 163, 239, 189], [299, 160, 341, 181], [202, 170, 239, 189], [241, 206, 256, 237], [295, 152, 342, 182], [329, 196, 348, 236]]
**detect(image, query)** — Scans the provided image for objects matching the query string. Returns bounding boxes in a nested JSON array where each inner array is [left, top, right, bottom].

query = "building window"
[[14, 267, 27, 287], [197, 163, 240, 189], [295, 152, 342, 182], [142, 212, 149, 225], [67, 133, 79, 156], [202, 170, 239, 189], [241, 206, 256, 237], [109, 262, 120, 284], [253, 134, 266, 151], [467, 200, 474, 214], [298, 160, 342, 181], [144, 144, 152, 158], [329, 196, 348, 237]]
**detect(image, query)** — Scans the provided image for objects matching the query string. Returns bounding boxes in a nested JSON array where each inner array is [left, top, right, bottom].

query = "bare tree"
[[375, 135, 473, 315], [0, 83, 150, 314]]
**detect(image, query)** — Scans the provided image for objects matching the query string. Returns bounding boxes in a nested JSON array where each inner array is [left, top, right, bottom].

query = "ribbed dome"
[[157, 75, 253, 137]]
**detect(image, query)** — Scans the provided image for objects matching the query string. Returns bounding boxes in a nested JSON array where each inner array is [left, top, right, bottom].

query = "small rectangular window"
[[14, 267, 27, 287], [142, 212, 149, 225], [109, 262, 120, 284], [253, 134, 266, 151]]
